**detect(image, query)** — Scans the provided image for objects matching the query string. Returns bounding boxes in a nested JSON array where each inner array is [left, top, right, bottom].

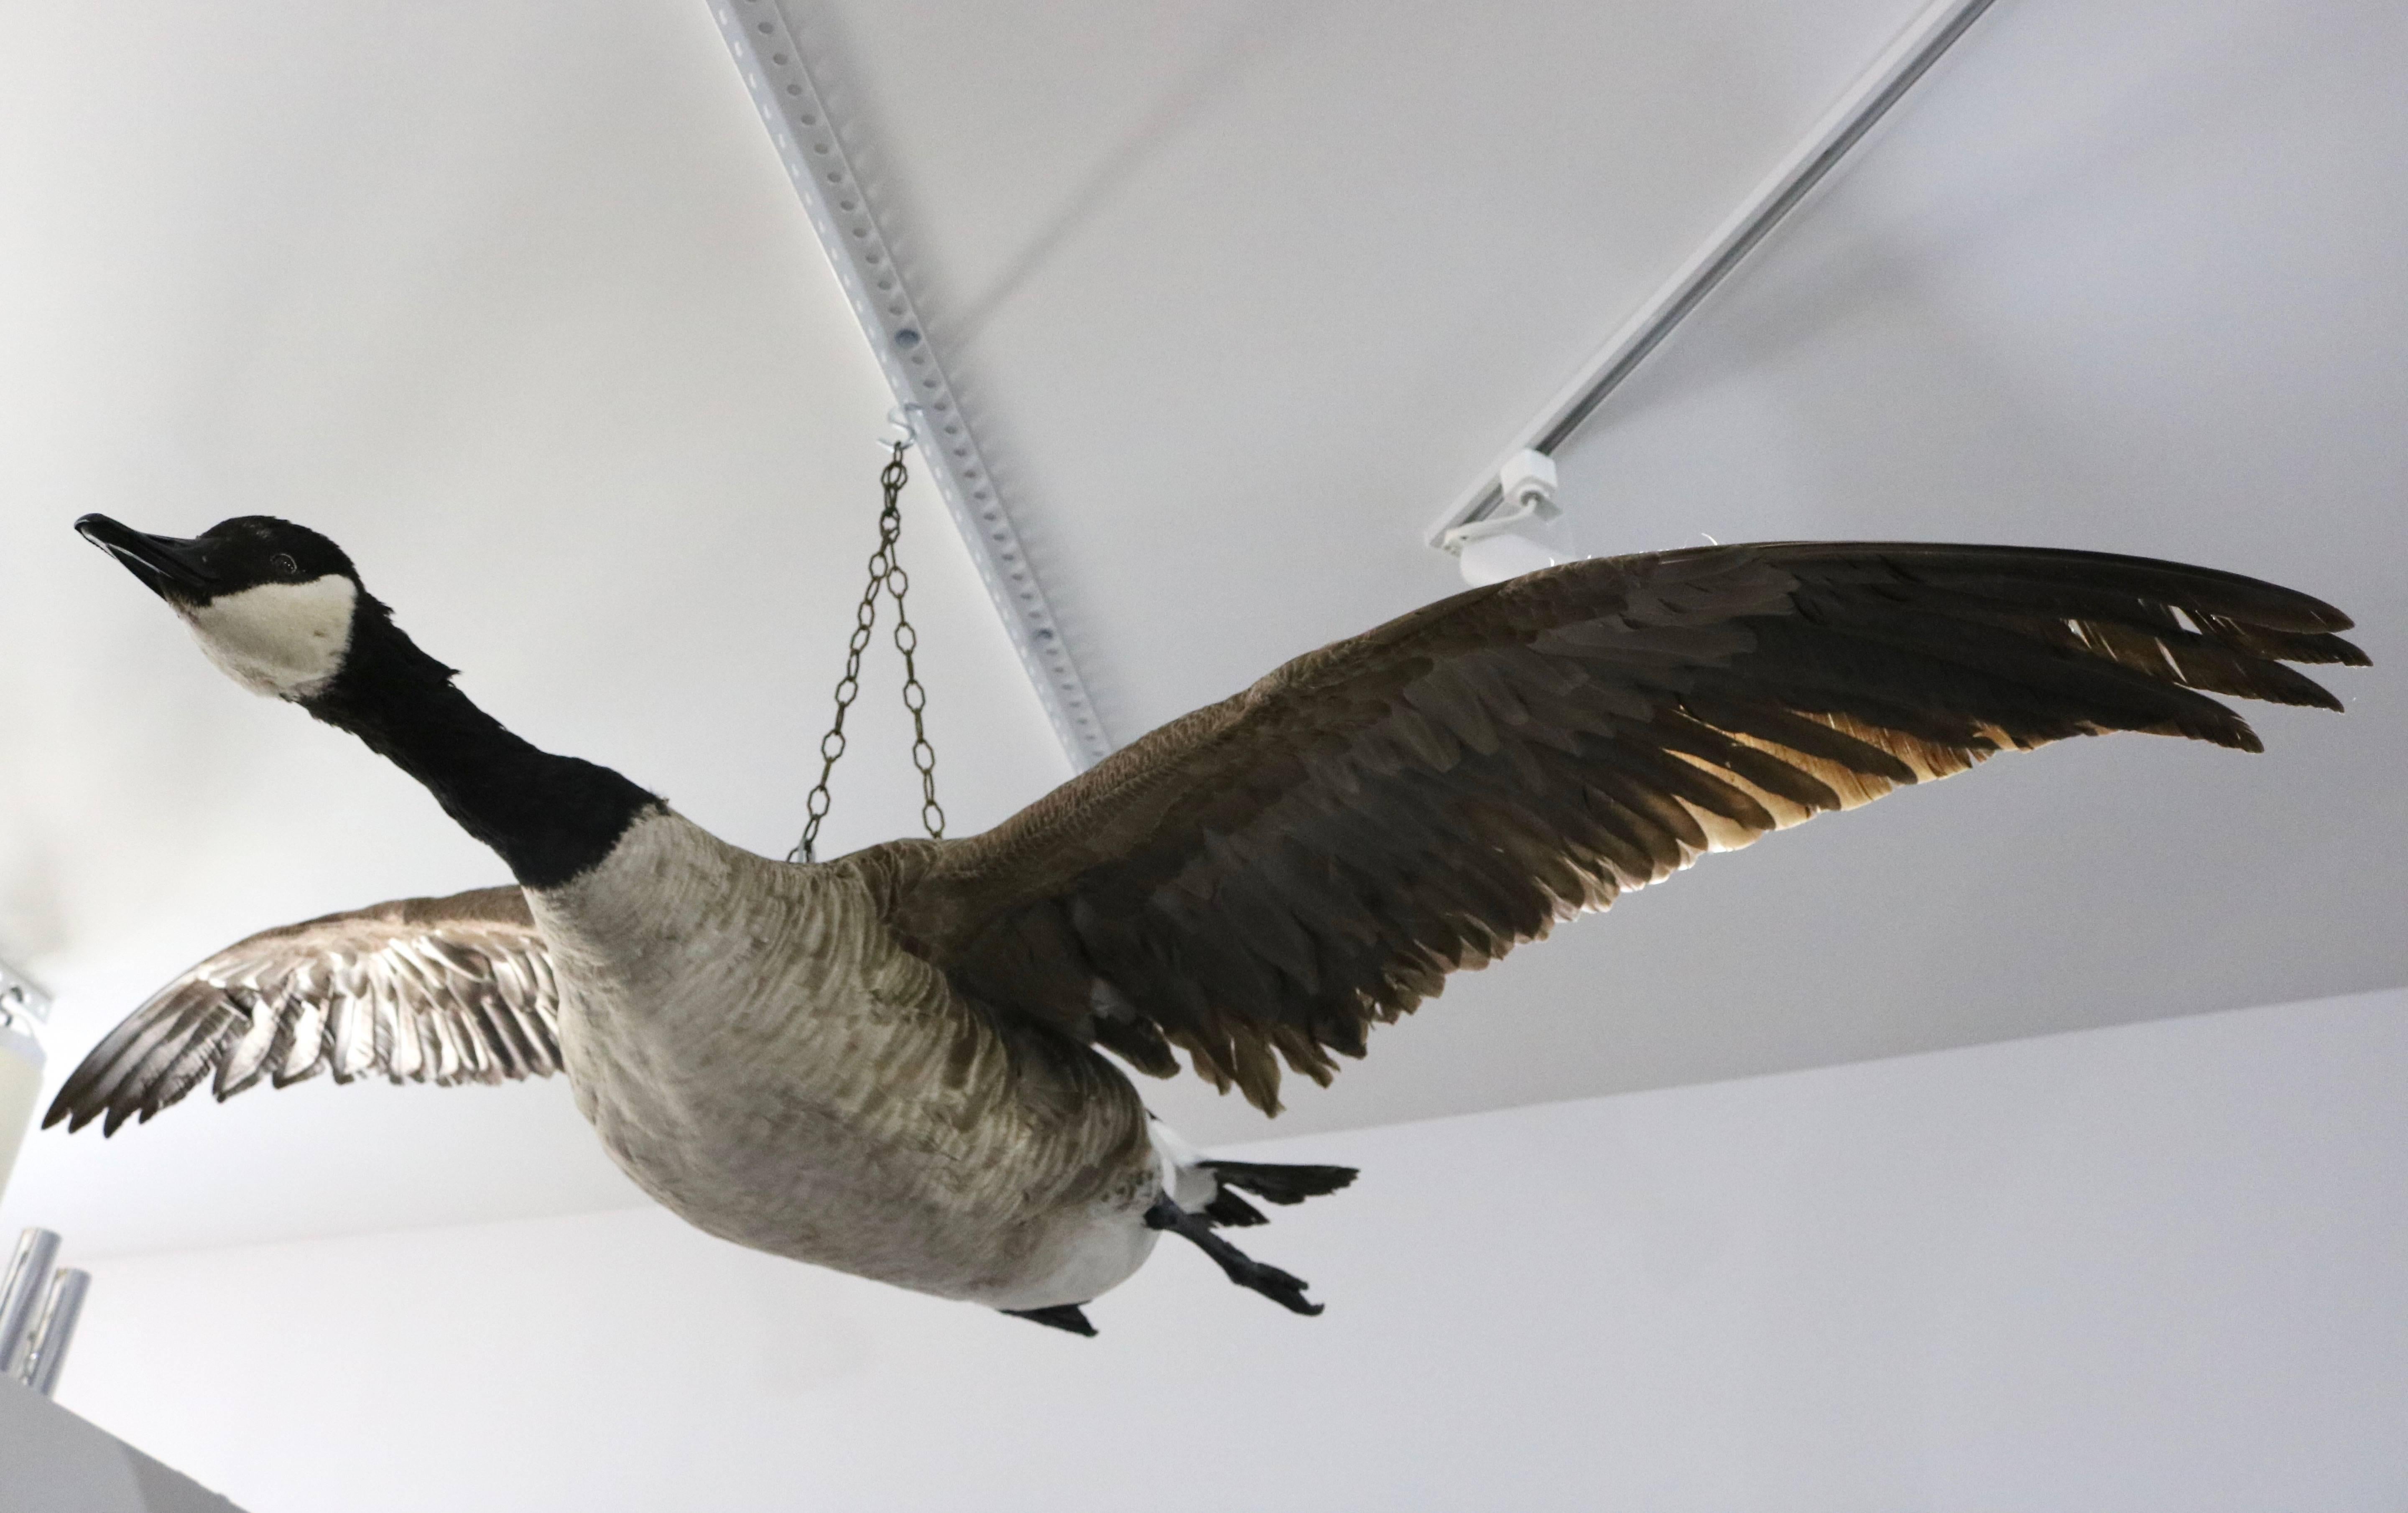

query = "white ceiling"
[[3, 0, 2399, 1258]]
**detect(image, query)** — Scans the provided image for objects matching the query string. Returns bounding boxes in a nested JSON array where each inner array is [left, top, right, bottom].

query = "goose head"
[[77, 514, 366, 702]]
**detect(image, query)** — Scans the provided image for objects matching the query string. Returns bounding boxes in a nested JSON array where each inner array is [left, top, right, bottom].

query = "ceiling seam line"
[[1425, 0, 2004, 551], [708, 0, 1115, 771]]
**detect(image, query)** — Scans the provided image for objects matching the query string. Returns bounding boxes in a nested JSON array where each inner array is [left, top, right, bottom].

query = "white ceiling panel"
[[791, 0, 1943, 730]]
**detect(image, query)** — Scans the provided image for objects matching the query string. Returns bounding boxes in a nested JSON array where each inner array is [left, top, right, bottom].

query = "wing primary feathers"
[[899, 541, 2362, 1113], [136, 1006, 243, 1126], [214, 996, 284, 1100], [272, 993, 331, 1089], [45, 886, 561, 1134]]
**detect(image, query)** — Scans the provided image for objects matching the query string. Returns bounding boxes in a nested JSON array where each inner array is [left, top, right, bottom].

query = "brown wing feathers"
[[45, 885, 561, 1135], [906, 543, 2362, 1113]]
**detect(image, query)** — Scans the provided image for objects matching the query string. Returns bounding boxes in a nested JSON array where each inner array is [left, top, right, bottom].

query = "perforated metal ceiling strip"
[[709, 0, 1114, 770]]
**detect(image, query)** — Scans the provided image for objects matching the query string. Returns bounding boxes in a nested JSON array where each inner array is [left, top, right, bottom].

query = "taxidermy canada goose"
[[50, 514, 2364, 1334]]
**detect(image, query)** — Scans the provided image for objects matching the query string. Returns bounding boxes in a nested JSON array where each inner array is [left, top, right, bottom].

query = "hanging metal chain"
[[883, 472, 946, 850], [791, 441, 946, 863]]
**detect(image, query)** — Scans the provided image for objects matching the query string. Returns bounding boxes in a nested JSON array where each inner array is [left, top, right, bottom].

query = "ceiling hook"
[[880, 405, 926, 453]]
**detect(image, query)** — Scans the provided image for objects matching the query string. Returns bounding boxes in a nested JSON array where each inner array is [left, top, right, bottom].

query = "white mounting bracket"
[[1435, 453, 1570, 583], [0, 961, 48, 1029], [1441, 451, 1565, 586], [1424, 0, 2001, 557], [1438, 450, 1558, 553], [708, 0, 1114, 771]]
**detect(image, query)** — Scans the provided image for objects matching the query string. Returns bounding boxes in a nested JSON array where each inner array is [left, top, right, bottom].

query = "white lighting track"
[[709, 0, 1114, 771], [1427, 0, 2002, 553]]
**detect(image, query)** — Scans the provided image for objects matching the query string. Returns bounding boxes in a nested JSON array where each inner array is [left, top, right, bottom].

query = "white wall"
[[47, 989, 2407, 1513]]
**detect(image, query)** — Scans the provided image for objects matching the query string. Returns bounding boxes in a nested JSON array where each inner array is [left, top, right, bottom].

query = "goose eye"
[[270, 553, 298, 575]]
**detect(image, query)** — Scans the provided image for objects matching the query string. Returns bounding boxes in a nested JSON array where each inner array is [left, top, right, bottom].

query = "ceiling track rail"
[[1427, 0, 2002, 551], [710, 0, 1114, 771]]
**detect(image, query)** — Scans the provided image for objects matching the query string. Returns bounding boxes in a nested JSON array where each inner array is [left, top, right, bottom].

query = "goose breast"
[[531, 811, 1158, 1303]]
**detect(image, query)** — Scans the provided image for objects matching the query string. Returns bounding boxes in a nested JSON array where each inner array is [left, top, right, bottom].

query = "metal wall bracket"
[[0, 960, 48, 1030], [1427, 0, 2002, 553], [709, 0, 1114, 770]]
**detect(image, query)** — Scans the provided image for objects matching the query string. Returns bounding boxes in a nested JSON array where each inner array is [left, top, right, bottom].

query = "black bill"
[[75, 514, 219, 600]]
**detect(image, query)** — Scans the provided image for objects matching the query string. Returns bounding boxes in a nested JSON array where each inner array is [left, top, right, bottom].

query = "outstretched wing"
[[890, 543, 2364, 1113], [46, 885, 561, 1135]]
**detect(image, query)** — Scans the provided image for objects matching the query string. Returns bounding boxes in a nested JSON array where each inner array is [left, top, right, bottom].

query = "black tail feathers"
[[1001, 1302, 1097, 1336], [1200, 1159, 1359, 1207], [1203, 1189, 1269, 1227]]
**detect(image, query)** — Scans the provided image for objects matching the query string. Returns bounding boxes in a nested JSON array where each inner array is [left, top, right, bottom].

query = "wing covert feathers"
[[45, 885, 560, 1135], [894, 543, 2363, 1113]]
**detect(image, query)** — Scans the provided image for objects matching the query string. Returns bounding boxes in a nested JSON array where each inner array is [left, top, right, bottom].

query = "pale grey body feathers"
[[537, 812, 1163, 1308]]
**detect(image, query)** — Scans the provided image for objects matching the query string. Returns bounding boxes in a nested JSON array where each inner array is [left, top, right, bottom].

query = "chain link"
[[791, 441, 946, 863]]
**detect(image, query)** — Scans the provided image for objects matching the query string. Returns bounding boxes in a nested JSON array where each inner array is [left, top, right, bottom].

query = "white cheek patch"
[[176, 575, 358, 700]]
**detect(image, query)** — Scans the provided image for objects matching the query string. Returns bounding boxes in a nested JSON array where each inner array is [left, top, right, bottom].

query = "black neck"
[[301, 598, 658, 890]]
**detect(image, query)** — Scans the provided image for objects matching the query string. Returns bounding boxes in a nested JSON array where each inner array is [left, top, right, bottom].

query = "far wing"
[[46, 885, 561, 1135], [888, 543, 2364, 1113]]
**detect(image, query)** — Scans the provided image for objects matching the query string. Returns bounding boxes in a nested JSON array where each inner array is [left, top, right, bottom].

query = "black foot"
[[1000, 1302, 1097, 1336], [1146, 1197, 1324, 1316]]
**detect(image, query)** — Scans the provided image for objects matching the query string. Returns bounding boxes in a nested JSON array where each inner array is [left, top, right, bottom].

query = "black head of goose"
[[52, 516, 2367, 1335], [72, 513, 659, 890]]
